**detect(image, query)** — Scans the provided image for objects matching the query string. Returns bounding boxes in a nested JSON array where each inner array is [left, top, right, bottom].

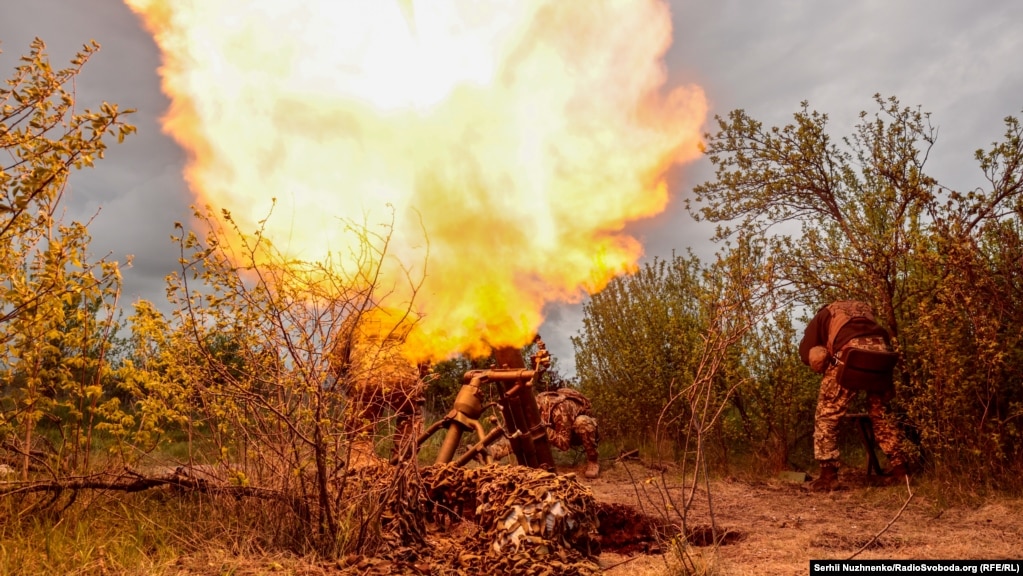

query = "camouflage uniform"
[[331, 329, 427, 464], [535, 388, 601, 478], [346, 362, 426, 462], [799, 301, 907, 475], [814, 335, 905, 466]]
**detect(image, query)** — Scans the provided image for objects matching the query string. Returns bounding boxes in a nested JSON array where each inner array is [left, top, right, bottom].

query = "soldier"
[[799, 300, 909, 491], [484, 387, 601, 479], [331, 320, 427, 467], [534, 387, 601, 479]]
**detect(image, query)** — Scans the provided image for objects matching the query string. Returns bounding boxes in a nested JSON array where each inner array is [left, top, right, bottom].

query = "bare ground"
[[573, 459, 1023, 576]]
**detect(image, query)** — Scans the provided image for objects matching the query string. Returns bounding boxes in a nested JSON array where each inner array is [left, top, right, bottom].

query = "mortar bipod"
[[405, 370, 509, 466], [406, 366, 555, 471]]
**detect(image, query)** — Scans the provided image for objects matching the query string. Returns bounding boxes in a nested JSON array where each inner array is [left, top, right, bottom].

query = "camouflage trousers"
[[347, 381, 424, 462], [814, 336, 905, 467], [536, 394, 600, 464]]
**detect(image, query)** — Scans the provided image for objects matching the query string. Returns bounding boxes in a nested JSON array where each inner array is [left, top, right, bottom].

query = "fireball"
[[125, 0, 707, 361]]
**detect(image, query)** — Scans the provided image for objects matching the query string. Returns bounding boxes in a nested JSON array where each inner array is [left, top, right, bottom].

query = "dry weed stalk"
[[847, 476, 915, 560], [639, 240, 791, 573]]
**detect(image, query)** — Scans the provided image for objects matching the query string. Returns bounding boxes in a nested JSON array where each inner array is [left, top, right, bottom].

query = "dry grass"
[[0, 489, 320, 575]]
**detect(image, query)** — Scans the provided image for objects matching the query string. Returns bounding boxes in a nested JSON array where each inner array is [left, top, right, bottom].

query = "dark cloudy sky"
[[2, 1, 1021, 375]]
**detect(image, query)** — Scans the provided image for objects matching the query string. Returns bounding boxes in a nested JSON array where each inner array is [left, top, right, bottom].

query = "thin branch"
[[846, 477, 914, 560], [0, 468, 300, 504]]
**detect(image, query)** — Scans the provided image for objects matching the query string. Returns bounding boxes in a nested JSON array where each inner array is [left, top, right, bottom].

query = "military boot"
[[808, 461, 839, 492]]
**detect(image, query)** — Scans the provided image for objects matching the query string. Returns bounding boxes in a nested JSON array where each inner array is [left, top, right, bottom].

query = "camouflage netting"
[[336, 463, 602, 575]]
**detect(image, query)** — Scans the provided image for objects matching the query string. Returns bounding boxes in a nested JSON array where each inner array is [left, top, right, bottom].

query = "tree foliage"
[[573, 253, 706, 441], [574, 239, 786, 446], [687, 95, 940, 336], [902, 109, 1023, 481], [0, 39, 135, 480]]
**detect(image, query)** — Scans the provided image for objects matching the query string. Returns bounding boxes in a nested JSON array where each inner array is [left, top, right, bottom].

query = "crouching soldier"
[[535, 388, 601, 479], [485, 387, 602, 478]]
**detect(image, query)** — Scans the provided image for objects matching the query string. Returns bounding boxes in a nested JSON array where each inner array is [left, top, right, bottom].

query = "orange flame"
[[125, 0, 707, 361]]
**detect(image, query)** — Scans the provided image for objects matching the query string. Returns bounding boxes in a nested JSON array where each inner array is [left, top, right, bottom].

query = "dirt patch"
[[595, 502, 672, 555], [685, 524, 745, 547], [552, 460, 1023, 576], [594, 501, 745, 554]]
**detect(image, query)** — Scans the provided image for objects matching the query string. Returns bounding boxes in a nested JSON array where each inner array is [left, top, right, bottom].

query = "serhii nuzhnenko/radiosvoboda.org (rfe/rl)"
[[811, 561, 1023, 573]]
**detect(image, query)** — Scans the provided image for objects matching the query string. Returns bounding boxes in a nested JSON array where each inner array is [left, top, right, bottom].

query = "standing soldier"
[[799, 300, 908, 491], [331, 319, 427, 467]]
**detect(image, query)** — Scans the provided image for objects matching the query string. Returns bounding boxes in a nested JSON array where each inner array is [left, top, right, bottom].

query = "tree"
[[132, 203, 429, 554], [897, 115, 1023, 479], [0, 39, 135, 480], [688, 94, 939, 335], [573, 253, 706, 442]]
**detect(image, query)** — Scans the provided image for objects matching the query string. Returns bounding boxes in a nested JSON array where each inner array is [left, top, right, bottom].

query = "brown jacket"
[[799, 301, 889, 366]]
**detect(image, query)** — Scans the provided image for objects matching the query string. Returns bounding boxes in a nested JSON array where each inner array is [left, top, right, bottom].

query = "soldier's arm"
[[798, 306, 830, 365]]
